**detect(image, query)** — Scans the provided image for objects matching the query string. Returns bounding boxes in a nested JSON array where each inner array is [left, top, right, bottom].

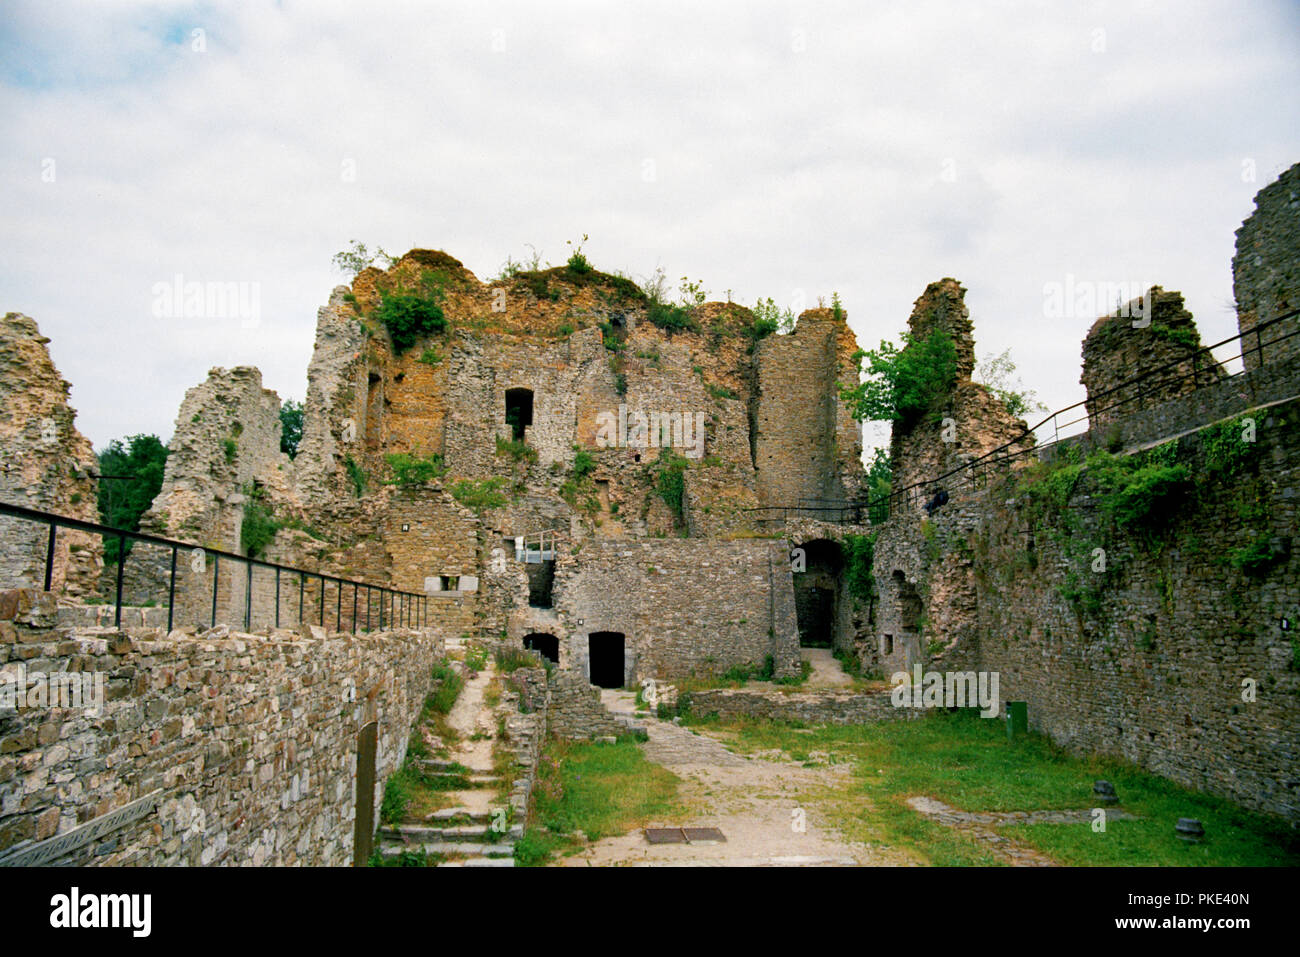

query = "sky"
[[1, 0, 1297, 456]]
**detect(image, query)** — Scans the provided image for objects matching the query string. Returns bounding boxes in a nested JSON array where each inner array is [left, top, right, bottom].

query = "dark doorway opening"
[[352, 720, 378, 867], [526, 560, 553, 608], [793, 539, 844, 648], [523, 632, 559, 664], [505, 388, 534, 442], [588, 631, 625, 688]]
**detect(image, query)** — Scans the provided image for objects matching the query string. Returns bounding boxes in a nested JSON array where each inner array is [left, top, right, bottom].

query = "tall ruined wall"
[[0, 594, 439, 865], [1234, 161, 1300, 371], [0, 313, 101, 597], [971, 395, 1300, 821], [871, 280, 1035, 678], [889, 280, 1034, 505], [541, 538, 800, 681], [1081, 287, 1225, 434], [754, 308, 865, 509], [142, 366, 291, 547]]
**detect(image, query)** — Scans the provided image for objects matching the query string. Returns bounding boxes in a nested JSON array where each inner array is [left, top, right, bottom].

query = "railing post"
[[114, 531, 126, 628], [43, 523, 56, 592], [167, 546, 177, 633], [336, 580, 342, 633], [275, 567, 280, 629], [211, 555, 219, 628], [299, 574, 305, 626], [352, 584, 358, 633], [319, 576, 325, 627], [244, 560, 252, 631], [366, 587, 371, 631]]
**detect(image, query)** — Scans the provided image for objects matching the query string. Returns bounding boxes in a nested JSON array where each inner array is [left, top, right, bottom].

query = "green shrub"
[[496, 436, 539, 464], [385, 452, 447, 486], [573, 447, 595, 478], [343, 455, 368, 497], [376, 292, 447, 355], [651, 450, 689, 523], [647, 301, 697, 333], [239, 488, 282, 558], [841, 329, 958, 426], [417, 347, 442, 366], [223, 437, 237, 464], [451, 477, 508, 512]]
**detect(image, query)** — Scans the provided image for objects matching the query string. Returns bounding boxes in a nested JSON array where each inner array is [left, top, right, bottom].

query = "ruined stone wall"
[[0, 314, 101, 598], [754, 309, 864, 509], [1234, 161, 1300, 371], [970, 394, 1300, 821], [688, 686, 919, 725], [0, 591, 441, 865], [549, 538, 800, 682], [1080, 288, 1225, 434]]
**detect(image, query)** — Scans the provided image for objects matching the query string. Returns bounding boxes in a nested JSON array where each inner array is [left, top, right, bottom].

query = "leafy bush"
[[239, 487, 282, 558], [451, 477, 508, 512], [376, 291, 446, 355], [223, 437, 237, 463], [841, 329, 958, 426], [573, 447, 595, 478], [343, 455, 368, 497], [385, 452, 447, 486], [647, 301, 697, 333], [496, 436, 538, 464], [417, 347, 442, 366], [652, 450, 689, 523]]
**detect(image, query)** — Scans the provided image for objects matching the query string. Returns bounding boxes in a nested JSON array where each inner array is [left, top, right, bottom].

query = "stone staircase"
[[376, 643, 545, 867]]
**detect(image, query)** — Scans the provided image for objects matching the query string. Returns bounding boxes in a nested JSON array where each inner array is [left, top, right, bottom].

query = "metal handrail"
[[0, 500, 428, 634], [746, 308, 1300, 526]]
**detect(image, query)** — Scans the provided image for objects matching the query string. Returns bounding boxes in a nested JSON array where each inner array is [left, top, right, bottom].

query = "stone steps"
[[439, 857, 515, 868], [378, 841, 515, 859]]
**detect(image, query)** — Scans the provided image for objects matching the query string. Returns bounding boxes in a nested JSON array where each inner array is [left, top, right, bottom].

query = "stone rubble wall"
[[687, 686, 920, 725], [1234, 161, 1300, 371], [0, 313, 101, 598], [0, 589, 441, 865]]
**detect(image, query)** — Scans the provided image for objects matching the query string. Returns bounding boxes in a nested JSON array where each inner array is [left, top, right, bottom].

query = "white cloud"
[[0, 0, 1296, 453]]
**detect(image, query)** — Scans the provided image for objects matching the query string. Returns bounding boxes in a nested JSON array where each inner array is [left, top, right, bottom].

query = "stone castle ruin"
[[0, 163, 1297, 865]]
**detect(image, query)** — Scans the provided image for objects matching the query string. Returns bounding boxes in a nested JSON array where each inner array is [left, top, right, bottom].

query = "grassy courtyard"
[[685, 709, 1299, 866]]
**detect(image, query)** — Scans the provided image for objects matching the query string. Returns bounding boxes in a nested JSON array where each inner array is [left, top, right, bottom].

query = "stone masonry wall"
[[0, 590, 441, 865], [972, 394, 1300, 821], [551, 538, 801, 682]]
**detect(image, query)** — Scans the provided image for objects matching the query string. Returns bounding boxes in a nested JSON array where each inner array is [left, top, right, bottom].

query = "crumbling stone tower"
[[1081, 287, 1225, 435], [1234, 161, 1300, 371], [0, 312, 101, 597], [871, 280, 1034, 676]]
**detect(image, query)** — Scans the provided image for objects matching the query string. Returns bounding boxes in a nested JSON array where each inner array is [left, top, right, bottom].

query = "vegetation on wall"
[[239, 484, 281, 558], [343, 454, 368, 498], [385, 452, 447, 486], [650, 449, 690, 525], [451, 477, 508, 512], [974, 349, 1047, 421], [841, 329, 958, 427]]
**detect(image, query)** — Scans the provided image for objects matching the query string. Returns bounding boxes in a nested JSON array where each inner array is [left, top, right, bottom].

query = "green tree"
[[865, 447, 892, 522], [332, 239, 396, 277], [279, 399, 303, 458], [974, 349, 1047, 421], [96, 434, 168, 563], [840, 329, 958, 427]]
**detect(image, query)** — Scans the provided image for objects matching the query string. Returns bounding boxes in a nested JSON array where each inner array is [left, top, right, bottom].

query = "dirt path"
[[800, 647, 854, 689], [557, 692, 915, 867]]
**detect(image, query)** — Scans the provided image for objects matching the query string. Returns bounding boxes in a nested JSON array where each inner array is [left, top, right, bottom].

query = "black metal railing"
[[747, 308, 1300, 527], [0, 500, 429, 634]]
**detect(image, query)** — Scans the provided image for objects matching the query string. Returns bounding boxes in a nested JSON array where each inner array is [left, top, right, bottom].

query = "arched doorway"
[[522, 632, 559, 664], [588, 631, 625, 688]]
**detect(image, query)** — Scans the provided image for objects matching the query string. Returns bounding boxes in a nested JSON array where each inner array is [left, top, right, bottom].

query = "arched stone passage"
[[505, 388, 533, 442], [793, 538, 844, 648], [522, 632, 559, 664], [588, 631, 626, 688]]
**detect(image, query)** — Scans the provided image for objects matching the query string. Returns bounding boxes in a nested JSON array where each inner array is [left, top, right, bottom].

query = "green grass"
[[516, 736, 686, 866], [687, 709, 1299, 867], [427, 662, 464, 714]]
